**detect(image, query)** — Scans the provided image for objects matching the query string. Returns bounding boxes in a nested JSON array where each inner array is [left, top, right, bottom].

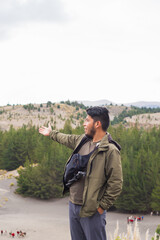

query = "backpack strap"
[[63, 135, 91, 194], [73, 135, 91, 154]]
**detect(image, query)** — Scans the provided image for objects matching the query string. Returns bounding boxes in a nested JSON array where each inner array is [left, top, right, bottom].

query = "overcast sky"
[[0, 0, 160, 106]]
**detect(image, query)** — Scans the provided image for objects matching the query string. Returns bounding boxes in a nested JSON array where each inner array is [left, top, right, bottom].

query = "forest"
[[0, 120, 160, 213]]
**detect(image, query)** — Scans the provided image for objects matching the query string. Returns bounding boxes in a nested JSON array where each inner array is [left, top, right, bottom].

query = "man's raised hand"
[[39, 123, 52, 136]]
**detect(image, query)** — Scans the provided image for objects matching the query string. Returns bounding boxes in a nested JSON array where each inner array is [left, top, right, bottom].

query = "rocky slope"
[[0, 102, 160, 131], [124, 112, 160, 129], [0, 103, 85, 131], [0, 103, 128, 131]]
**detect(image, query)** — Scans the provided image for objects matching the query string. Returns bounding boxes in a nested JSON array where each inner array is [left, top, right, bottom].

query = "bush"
[[16, 160, 63, 199]]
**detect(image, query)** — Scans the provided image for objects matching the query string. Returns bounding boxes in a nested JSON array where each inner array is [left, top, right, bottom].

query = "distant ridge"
[[124, 101, 160, 108], [78, 100, 160, 108], [78, 99, 115, 107]]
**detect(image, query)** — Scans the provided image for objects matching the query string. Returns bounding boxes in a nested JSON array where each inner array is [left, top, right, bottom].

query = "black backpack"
[[64, 147, 97, 187], [63, 134, 121, 193]]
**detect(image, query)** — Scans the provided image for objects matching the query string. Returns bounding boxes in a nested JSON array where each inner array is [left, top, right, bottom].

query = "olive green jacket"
[[50, 130, 123, 217]]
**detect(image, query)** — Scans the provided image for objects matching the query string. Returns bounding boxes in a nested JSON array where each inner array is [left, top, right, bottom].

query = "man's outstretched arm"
[[39, 123, 83, 150]]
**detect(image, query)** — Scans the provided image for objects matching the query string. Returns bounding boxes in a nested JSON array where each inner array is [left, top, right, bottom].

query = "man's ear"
[[95, 121, 101, 128]]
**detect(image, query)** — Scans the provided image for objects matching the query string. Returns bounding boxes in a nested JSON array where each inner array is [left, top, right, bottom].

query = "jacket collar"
[[82, 132, 121, 151], [97, 133, 121, 151], [98, 133, 109, 150]]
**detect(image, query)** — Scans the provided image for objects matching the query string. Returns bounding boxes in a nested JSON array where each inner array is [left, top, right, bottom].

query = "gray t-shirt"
[[69, 140, 98, 205]]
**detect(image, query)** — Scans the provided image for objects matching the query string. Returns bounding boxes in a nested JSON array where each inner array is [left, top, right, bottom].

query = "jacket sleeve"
[[50, 130, 81, 150], [99, 148, 123, 210]]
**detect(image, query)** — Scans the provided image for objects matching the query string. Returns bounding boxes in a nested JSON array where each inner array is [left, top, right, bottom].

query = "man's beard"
[[85, 125, 96, 139]]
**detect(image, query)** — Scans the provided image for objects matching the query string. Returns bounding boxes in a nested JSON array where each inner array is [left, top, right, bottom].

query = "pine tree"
[[151, 178, 160, 211]]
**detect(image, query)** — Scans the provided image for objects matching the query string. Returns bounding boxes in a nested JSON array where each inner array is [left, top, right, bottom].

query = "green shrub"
[[16, 160, 63, 199]]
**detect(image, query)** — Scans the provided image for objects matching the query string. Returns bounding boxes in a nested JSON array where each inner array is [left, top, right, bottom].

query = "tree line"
[[111, 106, 160, 125], [109, 125, 160, 213], [0, 122, 160, 213]]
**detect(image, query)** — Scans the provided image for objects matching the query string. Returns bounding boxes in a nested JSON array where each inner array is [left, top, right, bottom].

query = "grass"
[[109, 220, 159, 240]]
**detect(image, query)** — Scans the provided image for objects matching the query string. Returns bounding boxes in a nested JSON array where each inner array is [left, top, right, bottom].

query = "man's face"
[[83, 115, 96, 138]]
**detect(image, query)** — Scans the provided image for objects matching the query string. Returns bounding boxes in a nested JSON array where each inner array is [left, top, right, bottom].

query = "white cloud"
[[0, 0, 160, 106], [0, 0, 67, 36]]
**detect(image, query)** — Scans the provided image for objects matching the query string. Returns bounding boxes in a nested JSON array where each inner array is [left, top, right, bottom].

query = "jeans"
[[69, 201, 107, 240]]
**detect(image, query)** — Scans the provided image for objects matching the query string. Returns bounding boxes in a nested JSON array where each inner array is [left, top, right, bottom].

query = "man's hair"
[[86, 106, 110, 131]]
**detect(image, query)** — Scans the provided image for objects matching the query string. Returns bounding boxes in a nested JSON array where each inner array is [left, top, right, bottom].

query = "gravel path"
[[0, 175, 159, 240]]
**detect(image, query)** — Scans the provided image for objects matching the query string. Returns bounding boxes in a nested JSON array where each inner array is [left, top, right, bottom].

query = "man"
[[39, 106, 123, 240]]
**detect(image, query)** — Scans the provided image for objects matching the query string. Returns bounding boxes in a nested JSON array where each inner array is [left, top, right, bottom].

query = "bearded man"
[[39, 106, 123, 240]]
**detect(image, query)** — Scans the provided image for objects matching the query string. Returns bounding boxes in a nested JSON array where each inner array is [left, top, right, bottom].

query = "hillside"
[[0, 103, 86, 131], [124, 112, 160, 129], [1, 102, 160, 131], [0, 103, 127, 131]]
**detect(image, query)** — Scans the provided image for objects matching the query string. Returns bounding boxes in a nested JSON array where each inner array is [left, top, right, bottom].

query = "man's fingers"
[[39, 127, 45, 131], [39, 125, 51, 136], [39, 127, 46, 133], [39, 129, 44, 134]]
